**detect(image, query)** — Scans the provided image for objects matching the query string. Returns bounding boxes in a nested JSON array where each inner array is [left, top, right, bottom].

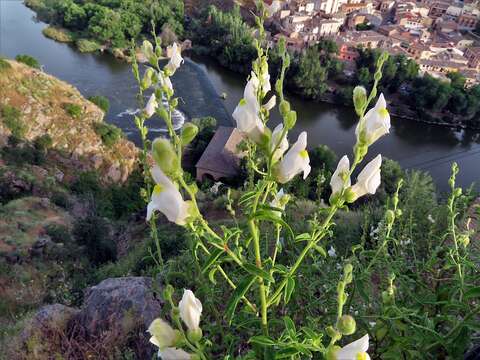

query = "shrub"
[[76, 39, 101, 53], [73, 214, 116, 265], [1, 105, 26, 139], [34, 134, 53, 151], [93, 122, 123, 148], [15, 54, 40, 69], [42, 26, 73, 43], [63, 103, 82, 118], [70, 171, 101, 196], [0, 58, 11, 72], [45, 224, 72, 243], [51, 191, 70, 209], [88, 95, 110, 113]]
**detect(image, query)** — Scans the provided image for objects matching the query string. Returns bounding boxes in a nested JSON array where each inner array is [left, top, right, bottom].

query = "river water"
[[1, 0, 479, 191]]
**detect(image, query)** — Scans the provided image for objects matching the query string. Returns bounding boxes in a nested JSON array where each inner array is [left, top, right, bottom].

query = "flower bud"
[[386, 210, 395, 225], [170, 97, 179, 108], [337, 315, 356, 335], [326, 346, 341, 360], [285, 110, 297, 129], [343, 263, 353, 284], [395, 209, 402, 217], [163, 284, 174, 302], [187, 328, 203, 343], [382, 290, 394, 306], [353, 86, 367, 117], [152, 138, 180, 176], [326, 326, 340, 339], [459, 234, 470, 247], [454, 188, 462, 197], [181, 123, 199, 146], [279, 100, 290, 116], [344, 187, 357, 203]]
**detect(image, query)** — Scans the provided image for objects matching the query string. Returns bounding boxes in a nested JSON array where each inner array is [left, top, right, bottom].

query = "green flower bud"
[[157, 106, 169, 122], [395, 209, 403, 217], [170, 98, 179, 109], [326, 346, 341, 360], [181, 123, 199, 146], [353, 86, 367, 117], [454, 188, 462, 197], [171, 307, 180, 320], [152, 138, 180, 175], [284, 53, 291, 68], [163, 284, 174, 302], [337, 315, 356, 335], [285, 110, 297, 129], [344, 187, 357, 203], [343, 263, 353, 284], [326, 326, 340, 339], [459, 234, 470, 247], [279, 101, 290, 116], [386, 210, 395, 225], [382, 289, 394, 306], [187, 328, 203, 343], [155, 45, 163, 58]]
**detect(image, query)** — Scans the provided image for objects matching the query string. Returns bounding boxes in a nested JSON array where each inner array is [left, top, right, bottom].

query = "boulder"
[[72, 277, 162, 357], [19, 304, 79, 357]]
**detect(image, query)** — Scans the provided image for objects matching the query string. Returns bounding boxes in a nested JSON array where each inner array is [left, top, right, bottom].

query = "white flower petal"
[[351, 155, 382, 198], [336, 334, 370, 359], [158, 347, 191, 360], [276, 132, 310, 183], [145, 94, 158, 118], [355, 93, 390, 145], [330, 155, 351, 195], [165, 43, 184, 74], [178, 290, 202, 331]]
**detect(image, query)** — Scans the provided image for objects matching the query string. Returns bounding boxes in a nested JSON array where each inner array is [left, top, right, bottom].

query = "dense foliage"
[[26, 0, 184, 48], [15, 54, 41, 69]]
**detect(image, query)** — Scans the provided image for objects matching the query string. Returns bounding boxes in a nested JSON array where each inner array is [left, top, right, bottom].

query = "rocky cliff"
[[0, 60, 138, 183]]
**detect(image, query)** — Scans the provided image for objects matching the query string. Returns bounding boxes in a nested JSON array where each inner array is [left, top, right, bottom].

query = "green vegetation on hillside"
[[26, 0, 184, 49], [88, 95, 110, 113], [94, 122, 123, 148], [15, 54, 40, 69], [42, 25, 73, 42], [1, 105, 26, 138]]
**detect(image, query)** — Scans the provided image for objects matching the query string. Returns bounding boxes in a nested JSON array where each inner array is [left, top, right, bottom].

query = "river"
[[1, 0, 479, 191]]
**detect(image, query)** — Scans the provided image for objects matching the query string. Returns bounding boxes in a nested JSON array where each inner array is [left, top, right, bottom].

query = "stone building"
[[195, 126, 245, 182]]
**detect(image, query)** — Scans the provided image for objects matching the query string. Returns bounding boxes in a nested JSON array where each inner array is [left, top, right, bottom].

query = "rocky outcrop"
[[11, 277, 161, 359], [74, 277, 162, 338], [0, 60, 138, 183]]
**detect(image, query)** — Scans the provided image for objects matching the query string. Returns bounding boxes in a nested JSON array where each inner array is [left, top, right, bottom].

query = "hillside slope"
[[0, 60, 137, 183]]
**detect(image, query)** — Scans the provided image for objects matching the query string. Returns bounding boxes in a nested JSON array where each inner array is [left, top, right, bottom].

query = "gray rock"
[[21, 304, 79, 343], [75, 277, 162, 337]]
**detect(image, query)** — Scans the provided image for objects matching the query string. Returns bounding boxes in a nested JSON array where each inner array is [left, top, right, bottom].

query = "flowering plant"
[[130, 5, 478, 360]]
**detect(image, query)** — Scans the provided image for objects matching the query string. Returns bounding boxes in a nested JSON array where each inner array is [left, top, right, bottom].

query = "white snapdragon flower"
[[147, 165, 192, 225], [335, 334, 370, 360], [351, 155, 382, 199], [356, 94, 390, 146], [158, 348, 191, 360], [270, 188, 289, 218], [271, 124, 289, 162], [178, 290, 203, 331], [141, 40, 155, 61], [165, 43, 184, 74], [159, 72, 173, 92], [275, 132, 311, 184], [330, 155, 351, 195], [233, 73, 265, 143], [264, 95, 277, 111], [148, 319, 178, 349], [145, 93, 158, 118]]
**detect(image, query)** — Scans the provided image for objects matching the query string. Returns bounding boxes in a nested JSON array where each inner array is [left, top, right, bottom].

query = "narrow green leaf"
[[208, 267, 218, 285], [313, 244, 327, 257], [225, 275, 256, 325], [249, 335, 276, 346], [201, 248, 224, 274], [295, 233, 311, 242], [251, 210, 294, 238], [284, 276, 295, 304], [243, 263, 275, 283], [464, 287, 480, 299], [283, 316, 297, 340]]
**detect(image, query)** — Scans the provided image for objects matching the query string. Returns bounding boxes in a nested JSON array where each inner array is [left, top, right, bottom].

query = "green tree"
[[293, 47, 328, 99]]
